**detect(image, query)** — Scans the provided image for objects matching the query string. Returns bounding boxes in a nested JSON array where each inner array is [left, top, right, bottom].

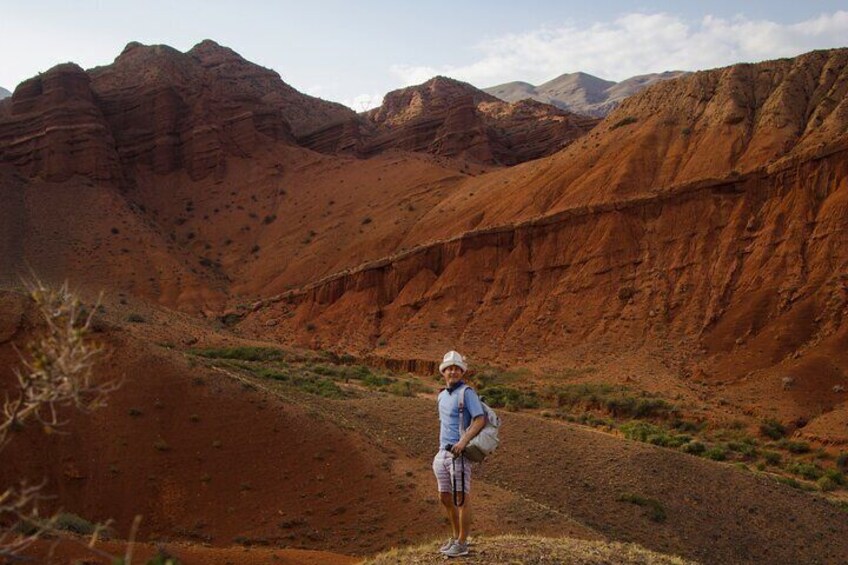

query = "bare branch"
[[0, 279, 119, 449], [1, 279, 120, 560]]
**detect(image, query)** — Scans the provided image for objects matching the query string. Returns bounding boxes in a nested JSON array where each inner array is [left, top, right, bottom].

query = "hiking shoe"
[[439, 538, 455, 553], [444, 540, 469, 558]]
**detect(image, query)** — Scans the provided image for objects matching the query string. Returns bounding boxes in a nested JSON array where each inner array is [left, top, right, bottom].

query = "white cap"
[[439, 350, 468, 374]]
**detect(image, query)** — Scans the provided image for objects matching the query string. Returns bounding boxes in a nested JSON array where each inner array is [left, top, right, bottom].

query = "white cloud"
[[389, 64, 441, 87], [389, 11, 848, 88], [341, 93, 384, 112]]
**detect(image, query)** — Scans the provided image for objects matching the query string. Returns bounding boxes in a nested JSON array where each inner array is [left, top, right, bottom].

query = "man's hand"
[[451, 440, 467, 457]]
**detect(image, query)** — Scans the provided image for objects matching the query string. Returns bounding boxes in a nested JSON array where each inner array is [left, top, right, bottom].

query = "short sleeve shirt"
[[437, 382, 485, 450]]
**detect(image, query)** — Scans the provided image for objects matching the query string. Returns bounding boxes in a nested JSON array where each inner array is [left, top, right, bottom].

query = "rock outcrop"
[[0, 40, 357, 183], [0, 64, 121, 181], [86, 40, 355, 180], [300, 76, 598, 165]]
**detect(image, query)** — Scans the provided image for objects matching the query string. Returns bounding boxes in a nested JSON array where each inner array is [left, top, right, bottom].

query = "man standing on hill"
[[434, 350, 486, 558]]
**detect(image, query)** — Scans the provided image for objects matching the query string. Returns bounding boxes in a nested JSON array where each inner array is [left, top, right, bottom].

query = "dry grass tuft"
[[363, 534, 697, 564]]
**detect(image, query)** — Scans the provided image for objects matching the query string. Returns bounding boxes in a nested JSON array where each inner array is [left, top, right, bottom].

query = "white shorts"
[[433, 450, 471, 493]]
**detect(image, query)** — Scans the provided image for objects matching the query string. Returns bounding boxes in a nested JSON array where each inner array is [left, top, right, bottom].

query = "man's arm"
[[451, 415, 486, 456]]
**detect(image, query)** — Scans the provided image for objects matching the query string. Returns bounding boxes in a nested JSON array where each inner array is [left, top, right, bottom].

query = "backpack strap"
[[457, 384, 469, 435]]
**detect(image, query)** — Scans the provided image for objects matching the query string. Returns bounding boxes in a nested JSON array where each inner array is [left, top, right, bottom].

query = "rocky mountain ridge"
[[300, 75, 598, 165], [0, 86, 10, 99], [0, 40, 357, 183], [485, 70, 688, 117]]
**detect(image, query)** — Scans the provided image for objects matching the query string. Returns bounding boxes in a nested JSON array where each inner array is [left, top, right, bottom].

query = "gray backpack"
[[458, 384, 501, 462]]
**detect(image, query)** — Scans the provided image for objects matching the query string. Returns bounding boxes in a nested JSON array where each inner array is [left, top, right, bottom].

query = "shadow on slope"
[[0, 290, 435, 557]]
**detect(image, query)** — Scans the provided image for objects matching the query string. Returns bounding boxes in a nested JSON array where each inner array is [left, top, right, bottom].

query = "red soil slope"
[[239, 49, 848, 440], [0, 292, 438, 557]]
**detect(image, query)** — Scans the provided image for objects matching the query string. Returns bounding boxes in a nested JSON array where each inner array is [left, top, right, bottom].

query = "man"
[[433, 350, 486, 558]]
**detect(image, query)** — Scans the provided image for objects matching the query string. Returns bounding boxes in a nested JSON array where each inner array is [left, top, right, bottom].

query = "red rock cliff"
[[241, 50, 848, 403]]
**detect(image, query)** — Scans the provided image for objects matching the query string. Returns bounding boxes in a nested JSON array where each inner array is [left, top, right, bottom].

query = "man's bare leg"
[[439, 492, 459, 538], [457, 492, 472, 542]]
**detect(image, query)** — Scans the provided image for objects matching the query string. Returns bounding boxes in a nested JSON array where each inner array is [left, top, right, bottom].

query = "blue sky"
[[1, 1, 847, 109]]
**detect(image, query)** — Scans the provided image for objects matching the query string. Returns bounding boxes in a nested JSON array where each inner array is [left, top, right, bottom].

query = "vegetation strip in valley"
[[186, 348, 848, 498]]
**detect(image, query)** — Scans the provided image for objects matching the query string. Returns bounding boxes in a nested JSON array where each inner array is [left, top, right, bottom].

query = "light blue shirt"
[[437, 382, 485, 450]]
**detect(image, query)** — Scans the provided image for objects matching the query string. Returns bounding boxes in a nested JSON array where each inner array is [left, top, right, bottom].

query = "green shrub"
[[620, 421, 658, 442], [551, 384, 675, 419], [818, 476, 838, 492], [680, 441, 706, 455], [127, 313, 146, 323], [824, 468, 845, 485], [256, 368, 290, 381], [617, 493, 666, 522], [836, 452, 848, 471], [785, 462, 823, 481], [670, 419, 705, 433], [576, 413, 613, 427], [191, 347, 285, 362], [292, 376, 344, 398], [311, 364, 342, 377], [762, 451, 782, 466], [779, 439, 811, 454], [608, 396, 675, 419], [54, 512, 97, 535], [759, 418, 786, 440], [362, 373, 394, 388], [619, 421, 689, 447], [776, 476, 802, 489], [344, 364, 373, 380], [727, 439, 758, 458], [480, 385, 539, 411], [704, 446, 728, 461], [386, 380, 427, 397]]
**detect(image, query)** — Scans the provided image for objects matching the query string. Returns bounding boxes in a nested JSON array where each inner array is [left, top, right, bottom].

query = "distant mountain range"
[[0, 86, 10, 99], [484, 71, 688, 117]]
